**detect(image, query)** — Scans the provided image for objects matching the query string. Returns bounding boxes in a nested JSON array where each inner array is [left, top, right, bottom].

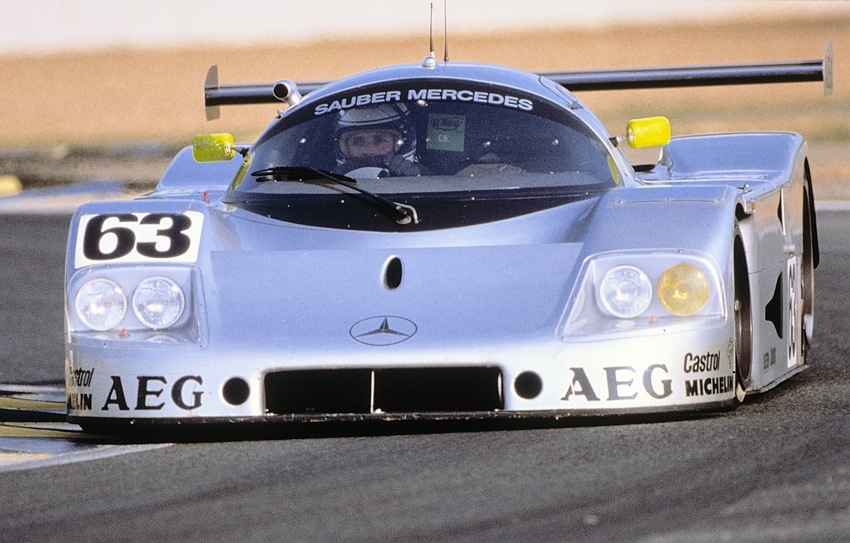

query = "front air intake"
[[264, 367, 503, 415]]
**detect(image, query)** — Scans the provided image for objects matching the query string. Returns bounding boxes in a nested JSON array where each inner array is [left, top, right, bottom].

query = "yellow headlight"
[[657, 263, 710, 316]]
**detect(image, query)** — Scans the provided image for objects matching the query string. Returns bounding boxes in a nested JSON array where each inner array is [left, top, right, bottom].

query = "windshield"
[[227, 80, 620, 231]]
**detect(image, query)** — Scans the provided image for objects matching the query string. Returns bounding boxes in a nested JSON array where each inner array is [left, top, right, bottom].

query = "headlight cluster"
[[599, 262, 710, 319], [563, 253, 722, 338], [74, 276, 186, 332]]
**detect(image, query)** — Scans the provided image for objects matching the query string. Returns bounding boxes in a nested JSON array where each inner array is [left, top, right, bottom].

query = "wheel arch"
[[803, 158, 819, 269]]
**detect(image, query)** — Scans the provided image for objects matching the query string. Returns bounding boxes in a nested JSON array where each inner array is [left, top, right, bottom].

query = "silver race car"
[[65, 46, 831, 430]]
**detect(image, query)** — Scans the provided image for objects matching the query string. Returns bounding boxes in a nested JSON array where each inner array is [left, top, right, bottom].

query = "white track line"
[[0, 443, 172, 473], [815, 200, 850, 211], [0, 384, 172, 473]]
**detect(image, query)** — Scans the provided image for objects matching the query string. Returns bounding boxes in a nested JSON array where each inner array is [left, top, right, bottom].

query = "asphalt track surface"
[[1, 209, 849, 542]]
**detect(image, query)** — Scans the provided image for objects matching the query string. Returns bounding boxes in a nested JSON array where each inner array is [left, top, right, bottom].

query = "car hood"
[[200, 199, 595, 351]]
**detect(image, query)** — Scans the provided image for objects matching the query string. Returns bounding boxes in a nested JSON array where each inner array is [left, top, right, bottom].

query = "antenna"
[[443, 1, 449, 62], [423, 3, 437, 68], [429, 3, 435, 57]]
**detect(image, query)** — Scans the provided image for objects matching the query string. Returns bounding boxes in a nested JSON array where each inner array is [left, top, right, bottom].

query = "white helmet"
[[334, 103, 416, 166]]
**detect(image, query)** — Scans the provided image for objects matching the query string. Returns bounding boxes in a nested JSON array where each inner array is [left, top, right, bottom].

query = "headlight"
[[657, 263, 710, 316], [75, 278, 127, 331], [132, 277, 185, 329], [598, 265, 652, 318]]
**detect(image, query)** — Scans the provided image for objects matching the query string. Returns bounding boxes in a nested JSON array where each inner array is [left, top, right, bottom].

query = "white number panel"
[[74, 212, 204, 268]]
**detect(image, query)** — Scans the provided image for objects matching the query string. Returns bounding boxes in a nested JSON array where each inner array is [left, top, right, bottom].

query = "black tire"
[[733, 234, 753, 404], [800, 184, 815, 364]]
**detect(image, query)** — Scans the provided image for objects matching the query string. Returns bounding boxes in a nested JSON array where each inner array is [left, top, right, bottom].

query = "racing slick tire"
[[733, 232, 753, 404], [800, 175, 816, 365]]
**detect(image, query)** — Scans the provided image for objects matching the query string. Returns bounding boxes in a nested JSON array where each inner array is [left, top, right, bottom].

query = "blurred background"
[[1, 0, 848, 196]]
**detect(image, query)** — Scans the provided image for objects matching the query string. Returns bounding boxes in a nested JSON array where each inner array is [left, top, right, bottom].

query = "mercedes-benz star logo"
[[350, 316, 417, 346]]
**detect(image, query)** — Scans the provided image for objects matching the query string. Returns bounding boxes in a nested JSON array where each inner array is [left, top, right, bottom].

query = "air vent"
[[264, 367, 503, 415], [384, 256, 403, 290]]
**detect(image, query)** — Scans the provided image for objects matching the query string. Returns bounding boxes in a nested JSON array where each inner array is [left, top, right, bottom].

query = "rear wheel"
[[733, 234, 753, 404]]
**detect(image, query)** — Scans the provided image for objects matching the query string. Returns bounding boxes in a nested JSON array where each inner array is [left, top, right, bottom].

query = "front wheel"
[[733, 233, 753, 404], [800, 182, 816, 364]]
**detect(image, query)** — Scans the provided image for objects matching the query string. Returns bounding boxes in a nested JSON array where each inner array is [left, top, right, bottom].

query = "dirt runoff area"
[[0, 14, 848, 198]]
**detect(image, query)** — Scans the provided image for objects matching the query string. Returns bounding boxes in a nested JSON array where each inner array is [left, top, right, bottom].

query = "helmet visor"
[[339, 128, 402, 158]]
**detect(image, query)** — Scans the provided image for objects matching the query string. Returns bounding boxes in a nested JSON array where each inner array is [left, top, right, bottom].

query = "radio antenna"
[[443, 1, 449, 62], [429, 3, 435, 57], [423, 3, 437, 68]]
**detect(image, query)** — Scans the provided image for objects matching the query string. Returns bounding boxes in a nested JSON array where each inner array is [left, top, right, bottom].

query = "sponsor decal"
[[727, 339, 735, 372], [684, 375, 734, 397], [787, 256, 799, 368], [427, 114, 465, 152], [314, 88, 534, 116], [683, 351, 720, 373], [314, 90, 402, 115], [350, 316, 417, 346], [66, 367, 95, 410], [75, 212, 204, 268], [101, 375, 204, 411], [67, 393, 92, 411], [763, 347, 777, 370], [69, 367, 95, 387], [561, 364, 673, 402]]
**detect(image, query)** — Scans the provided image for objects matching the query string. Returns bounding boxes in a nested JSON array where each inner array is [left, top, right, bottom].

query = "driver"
[[333, 104, 423, 177]]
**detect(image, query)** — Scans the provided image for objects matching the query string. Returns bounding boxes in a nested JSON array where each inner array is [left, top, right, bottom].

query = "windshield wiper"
[[251, 166, 419, 225]]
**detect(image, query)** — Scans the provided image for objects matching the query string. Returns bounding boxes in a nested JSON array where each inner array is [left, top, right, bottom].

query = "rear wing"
[[204, 42, 832, 120]]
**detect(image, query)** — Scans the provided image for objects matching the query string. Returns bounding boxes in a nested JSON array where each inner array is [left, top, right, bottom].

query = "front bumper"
[[66, 322, 738, 426]]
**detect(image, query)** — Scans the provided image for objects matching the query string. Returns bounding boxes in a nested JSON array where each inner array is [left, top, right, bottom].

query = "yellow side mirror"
[[625, 117, 671, 148], [192, 133, 236, 162]]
